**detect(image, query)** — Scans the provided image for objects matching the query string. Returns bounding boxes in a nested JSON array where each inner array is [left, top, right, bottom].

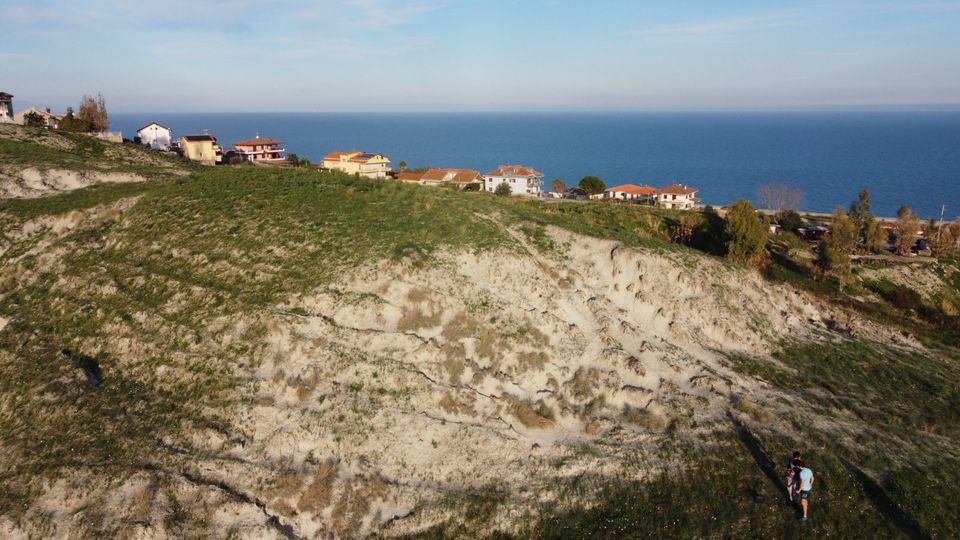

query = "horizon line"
[[108, 106, 960, 115]]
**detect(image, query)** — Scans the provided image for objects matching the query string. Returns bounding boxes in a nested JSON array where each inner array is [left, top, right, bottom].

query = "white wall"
[[138, 125, 172, 150], [483, 175, 542, 196]]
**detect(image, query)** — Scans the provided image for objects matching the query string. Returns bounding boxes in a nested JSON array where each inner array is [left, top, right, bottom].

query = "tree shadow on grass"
[[727, 411, 791, 505], [839, 458, 931, 540]]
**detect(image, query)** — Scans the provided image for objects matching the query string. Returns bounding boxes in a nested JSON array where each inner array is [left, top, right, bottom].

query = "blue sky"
[[2, 0, 960, 112]]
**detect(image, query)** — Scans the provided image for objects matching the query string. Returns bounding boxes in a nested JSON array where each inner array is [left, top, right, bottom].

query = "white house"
[[603, 184, 657, 202], [0, 93, 13, 123], [656, 184, 699, 210], [483, 164, 543, 196], [137, 122, 173, 150]]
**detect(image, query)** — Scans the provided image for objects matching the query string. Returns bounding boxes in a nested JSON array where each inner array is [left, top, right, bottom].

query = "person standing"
[[795, 461, 815, 521], [786, 451, 802, 504]]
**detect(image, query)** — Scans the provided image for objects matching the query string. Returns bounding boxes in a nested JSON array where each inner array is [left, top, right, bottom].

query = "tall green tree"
[[817, 207, 858, 286], [864, 218, 888, 253], [724, 199, 768, 267], [849, 188, 872, 240], [578, 176, 605, 196]]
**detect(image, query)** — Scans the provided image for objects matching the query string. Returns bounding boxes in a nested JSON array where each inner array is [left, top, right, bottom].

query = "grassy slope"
[[2, 131, 960, 537]]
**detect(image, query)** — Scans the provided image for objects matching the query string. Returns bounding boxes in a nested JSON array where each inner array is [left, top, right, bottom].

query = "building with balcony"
[[656, 184, 699, 210], [322, 151, 391, 178], [234, 135, 286, 164], [483, 164, 543, 196], [0, 93, 14, 123]]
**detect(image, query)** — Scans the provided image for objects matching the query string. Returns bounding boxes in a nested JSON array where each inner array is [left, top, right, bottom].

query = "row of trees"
[[726, 187, 960, 286]]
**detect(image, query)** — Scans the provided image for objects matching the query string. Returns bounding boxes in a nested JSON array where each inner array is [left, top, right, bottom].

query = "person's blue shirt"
[[799, 468, 814, 491]]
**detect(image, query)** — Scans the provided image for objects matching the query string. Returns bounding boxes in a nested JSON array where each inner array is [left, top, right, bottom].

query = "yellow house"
[[322, 151, 391, 178], [180, 134, 222, 165]]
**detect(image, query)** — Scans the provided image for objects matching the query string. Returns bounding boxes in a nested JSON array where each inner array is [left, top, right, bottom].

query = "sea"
[[110, 112, 960, 219]]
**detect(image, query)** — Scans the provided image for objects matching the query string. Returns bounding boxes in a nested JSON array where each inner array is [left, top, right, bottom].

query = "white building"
[[603, 184, 657, 202], [0, 93, 13, 123], [137, 122, 173, 150], [656, 184, 699, 210], [483, 164, 543, 196]]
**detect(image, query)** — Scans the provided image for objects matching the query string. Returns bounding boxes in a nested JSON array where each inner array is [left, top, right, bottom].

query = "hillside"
[[1, 125, 959, 539]]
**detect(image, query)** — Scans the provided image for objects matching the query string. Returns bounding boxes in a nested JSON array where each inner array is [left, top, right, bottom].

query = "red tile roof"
[[235, 137, 283, 147], [657, 183, 698, 195], [421, 168, 482, 183], [607, 184, 657, 196], [323, 151, 353, 160], [397, 172, 425, 181], [485, 164, 543, 178]]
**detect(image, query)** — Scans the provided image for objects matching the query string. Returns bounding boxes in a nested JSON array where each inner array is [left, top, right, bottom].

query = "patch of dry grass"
[[509, 398, 556, 429], [297, 461, 339, 513]]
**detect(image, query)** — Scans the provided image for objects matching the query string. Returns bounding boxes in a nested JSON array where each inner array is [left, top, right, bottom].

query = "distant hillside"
[[1, 125, 959, 539], [0, 123, 189, 198]]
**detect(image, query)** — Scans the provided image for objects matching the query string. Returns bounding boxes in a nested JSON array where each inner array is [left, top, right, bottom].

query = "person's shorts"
[[800, 490, 811, 500]]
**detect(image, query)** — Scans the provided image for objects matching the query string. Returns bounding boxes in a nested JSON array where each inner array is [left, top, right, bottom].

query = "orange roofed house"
[[398, 168, 483, 189], [234, 135, 286, 164], [483, 165, 543, 196], [656, 184, 699, 210], [603, 184, 658, 202], [322, 151, 391, 178]]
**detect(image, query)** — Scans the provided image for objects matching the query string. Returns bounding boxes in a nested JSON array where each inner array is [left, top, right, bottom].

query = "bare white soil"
[[0, 226, 917, 538]]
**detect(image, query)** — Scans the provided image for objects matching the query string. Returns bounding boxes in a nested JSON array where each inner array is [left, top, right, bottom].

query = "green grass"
[[0, 180, 158, 220], [0, 125, 190, 178], [4, 135, 960, 537]]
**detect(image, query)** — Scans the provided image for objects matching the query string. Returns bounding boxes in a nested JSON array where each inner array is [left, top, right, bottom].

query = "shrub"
[[817, 208, 857, 286], [724, 199, 768, 267], [578, 176, 605, 196], [776, 209, 803, 232], [494, 183, 512, 197]]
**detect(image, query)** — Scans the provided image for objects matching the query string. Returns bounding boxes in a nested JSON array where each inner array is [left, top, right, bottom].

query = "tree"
[[23, 111, 46, 128], [463, 182, 482, 192], [398, 161, 407, 171], [724, 199, 768, 267], [287, 153, 300, 166], [757, 183, 804, 215], [864, 218, 888, 253], [58, 110, 89, 133], [894, 205, 921, 256], [78, 93, 109, 132], [578, 176, 605, 196], [776, 209, 804, 232], [494, 183, 512, 197], [848, 188, 872, 240], [551, 179, 567, 194], [817, 208, 858, 286]]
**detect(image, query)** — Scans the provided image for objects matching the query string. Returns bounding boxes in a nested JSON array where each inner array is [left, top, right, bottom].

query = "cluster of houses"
[[3, 100, 701, 209], [133, 122, 707, 208], [1, 92, 122, 141], [0, 93, 61, 128]]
